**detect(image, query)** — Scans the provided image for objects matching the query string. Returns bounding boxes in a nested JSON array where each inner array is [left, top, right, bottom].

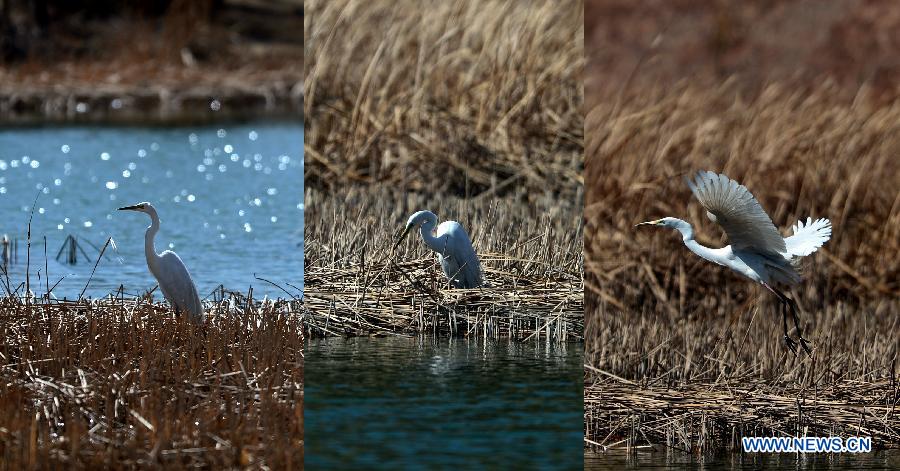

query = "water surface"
[[305, 337, 583, 469], [0, 123, 302, 299]]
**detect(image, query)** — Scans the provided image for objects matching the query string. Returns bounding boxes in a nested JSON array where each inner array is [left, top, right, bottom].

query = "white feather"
[[784, 217, 832, 257]]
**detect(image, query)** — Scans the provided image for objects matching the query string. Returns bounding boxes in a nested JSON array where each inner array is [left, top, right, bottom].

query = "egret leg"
[[762, 282, 798, 355], [784, 295, 812, 355], [780, 297, 798, 355]]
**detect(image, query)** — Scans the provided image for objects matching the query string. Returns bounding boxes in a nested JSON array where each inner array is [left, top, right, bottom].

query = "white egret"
[[118, 202, 203, 320], [394, 210, 483, 289], [636, 171, 832, 355]]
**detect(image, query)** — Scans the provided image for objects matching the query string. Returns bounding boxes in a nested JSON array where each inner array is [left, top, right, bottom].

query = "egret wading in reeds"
[[636, 171, 832, 355], [119, 202, 203, 320], [394, 210, 483, 289]]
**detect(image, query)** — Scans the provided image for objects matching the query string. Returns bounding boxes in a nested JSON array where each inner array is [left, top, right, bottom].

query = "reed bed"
[[0, 295, 304, 468], [584, 83, 900, 449], [586, 378, 900, 452], [303, 0, 585, 341], [302, 186, 583, 340], [304, 0, 584, 201]]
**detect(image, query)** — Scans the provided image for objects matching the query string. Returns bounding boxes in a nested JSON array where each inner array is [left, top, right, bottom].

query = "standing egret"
[[636, 171, 831, 355], [394, 210, 483, 289], [118, 202, 203, 320]]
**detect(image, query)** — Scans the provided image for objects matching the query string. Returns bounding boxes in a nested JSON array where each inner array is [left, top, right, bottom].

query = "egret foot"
[[784, 334, 799, 355], [798, 337, 812, 356]]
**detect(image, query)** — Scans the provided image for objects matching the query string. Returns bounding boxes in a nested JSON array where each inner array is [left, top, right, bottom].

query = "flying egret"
[[636, 171, 832, 355], [118, 202, 203, 320], [394, 210, 483, 289]]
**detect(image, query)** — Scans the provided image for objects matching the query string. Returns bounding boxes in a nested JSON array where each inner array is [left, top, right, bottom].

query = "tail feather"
[[784, 217, 832, 257]]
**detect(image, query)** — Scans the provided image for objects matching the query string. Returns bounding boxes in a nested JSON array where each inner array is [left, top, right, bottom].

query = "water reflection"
[[0, 123, 303, 299], [305, 337, 583, 469]]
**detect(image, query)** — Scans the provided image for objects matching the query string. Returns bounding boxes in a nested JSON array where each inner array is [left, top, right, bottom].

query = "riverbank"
[[0, 1, 301, 125], [0, 296, 303, 467]]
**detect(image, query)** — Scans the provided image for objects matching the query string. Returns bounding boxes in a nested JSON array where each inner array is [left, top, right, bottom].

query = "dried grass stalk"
[[303, 187, 584, 340], [584, 82, 900, 448], [0, 296, 304, 467]]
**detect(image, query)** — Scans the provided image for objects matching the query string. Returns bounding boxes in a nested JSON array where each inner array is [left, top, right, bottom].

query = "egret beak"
[[634, 219, 660, 227], [392, 225, 412, 252], [117, 204, 142, 211]]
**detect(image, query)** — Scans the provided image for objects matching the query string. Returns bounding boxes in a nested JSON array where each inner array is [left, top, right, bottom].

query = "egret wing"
[[158, 251, 203, 319], [436, 221, 483, 288], [686, 171, 787, 254], [784, 217, 831, 257]]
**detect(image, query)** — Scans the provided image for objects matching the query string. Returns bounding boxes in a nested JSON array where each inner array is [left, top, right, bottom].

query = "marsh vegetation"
[[303, 0, 585, 340], [584, 83, 900, 450], [0, 294, 303, 467]]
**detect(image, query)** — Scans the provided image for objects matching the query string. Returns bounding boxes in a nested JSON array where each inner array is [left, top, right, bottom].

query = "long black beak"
[[392, 225, 412, 252], [118, 204, 142, 211]]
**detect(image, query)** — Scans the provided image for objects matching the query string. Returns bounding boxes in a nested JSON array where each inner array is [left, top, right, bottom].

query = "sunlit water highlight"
[[305, 337, 583, 469], [0, 123, 302, 299]]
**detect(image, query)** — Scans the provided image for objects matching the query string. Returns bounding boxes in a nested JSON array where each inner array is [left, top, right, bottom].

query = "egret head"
[[393, 210, 438, 251], [117, 202, 158, 218]]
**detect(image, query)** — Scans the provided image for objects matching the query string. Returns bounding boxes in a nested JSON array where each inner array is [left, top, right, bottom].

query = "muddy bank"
[[0, 0, 302, 125], [0, 81, 302, 126]]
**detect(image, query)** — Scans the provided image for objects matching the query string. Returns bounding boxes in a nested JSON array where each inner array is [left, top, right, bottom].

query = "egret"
[[118, 202, 203, 320], [393, 210, 483, 289], [636, 171, 831, 355]]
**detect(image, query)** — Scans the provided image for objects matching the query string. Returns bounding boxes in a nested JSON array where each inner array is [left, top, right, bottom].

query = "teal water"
[[585, 449, 900, 469], [305, 337, 584, 469], [0, 123, 303, 299]]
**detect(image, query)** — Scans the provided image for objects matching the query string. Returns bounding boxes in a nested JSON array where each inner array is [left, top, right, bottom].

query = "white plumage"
[[119, 202, 203, 320], [637, 171, 832, 355], [394, 210, 483, 289], [785, 217, 833, 257]]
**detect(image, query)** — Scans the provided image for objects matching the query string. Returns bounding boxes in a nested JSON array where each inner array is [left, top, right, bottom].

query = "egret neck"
[[666, 218, 722, 266], [143, 206, 162, 272], [417, 217, 443, 254]]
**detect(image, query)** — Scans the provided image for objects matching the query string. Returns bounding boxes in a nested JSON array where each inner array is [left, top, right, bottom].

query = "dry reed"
[[303, 0, 585, 341], [0, 295, 304, 468], [303, 0, 584, 201], [584, 82, 900, 449], [303, 186, 583, 340]]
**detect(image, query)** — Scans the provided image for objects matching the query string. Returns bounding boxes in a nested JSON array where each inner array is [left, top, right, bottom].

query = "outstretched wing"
[[784, 217, 831, 257], [436, 221, 483, 289], [686, 171, 787, 254], [157, 251, 203, 319]]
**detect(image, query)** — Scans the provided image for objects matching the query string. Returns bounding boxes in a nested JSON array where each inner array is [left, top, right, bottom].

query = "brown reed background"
[[584, 80, 900, 450], [303, 0, 585, 339], [584, 0, 900, 450]]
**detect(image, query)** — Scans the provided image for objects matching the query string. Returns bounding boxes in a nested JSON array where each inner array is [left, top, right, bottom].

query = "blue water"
[[0, 123, 303, 299], [305, 337, 584, 469]]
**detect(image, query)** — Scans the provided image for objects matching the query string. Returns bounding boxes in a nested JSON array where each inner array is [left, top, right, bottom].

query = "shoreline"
[[0, 87, 301, 126]]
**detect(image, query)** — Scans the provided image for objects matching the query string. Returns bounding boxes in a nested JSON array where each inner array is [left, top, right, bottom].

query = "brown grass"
[[303, 0, 584, 200], [303, 186, 583, 340], [0, 296, 304, 468], [302, 0, 585, 341], [584, 82, 900, 449]]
